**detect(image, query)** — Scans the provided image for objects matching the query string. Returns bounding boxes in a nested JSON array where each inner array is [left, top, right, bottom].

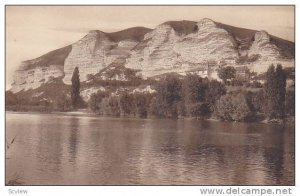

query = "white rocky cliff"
[[125, 19, 239, 77], [63, 30, 139, 83], [10, 18, 295, 93], [11, 64, 64, 93]]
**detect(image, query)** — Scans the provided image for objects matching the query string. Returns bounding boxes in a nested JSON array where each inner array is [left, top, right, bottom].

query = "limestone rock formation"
[[10, 18, 294, 93], [11, 45, 71, 93]]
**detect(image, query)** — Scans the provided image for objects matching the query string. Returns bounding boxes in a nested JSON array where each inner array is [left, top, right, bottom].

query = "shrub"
[[186, 103, 210, 118], [55, 95, 72, 112], [217, 66, 236, 84], [215, 92, 254, 122]]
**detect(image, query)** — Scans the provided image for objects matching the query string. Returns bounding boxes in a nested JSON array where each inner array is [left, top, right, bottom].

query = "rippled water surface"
[[6, 112, 294, 185]]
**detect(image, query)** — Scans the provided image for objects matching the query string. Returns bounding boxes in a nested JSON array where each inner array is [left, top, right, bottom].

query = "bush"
[[186, 103, 210, 118], [215, 92, 254, 122], [55, 95, 72, 112], [245, 90, 265, 113]]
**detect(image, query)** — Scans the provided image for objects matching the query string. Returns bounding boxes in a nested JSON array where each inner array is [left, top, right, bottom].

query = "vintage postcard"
[[5, 5, 295, 186]]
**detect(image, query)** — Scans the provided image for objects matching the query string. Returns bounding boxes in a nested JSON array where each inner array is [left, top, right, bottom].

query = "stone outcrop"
[[125, 19, 238, 78], [11, 64, 64, 93], [248, 31, 281, 61], [63, 30, 140, 83], [10, 45, 71, 93]]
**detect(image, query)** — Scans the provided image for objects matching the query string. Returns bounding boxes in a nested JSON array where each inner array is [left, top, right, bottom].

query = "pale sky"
[[6, 6, 294, 89]]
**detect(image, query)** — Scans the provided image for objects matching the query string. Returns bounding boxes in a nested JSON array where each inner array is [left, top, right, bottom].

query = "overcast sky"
[[6, 6, 294, 89]]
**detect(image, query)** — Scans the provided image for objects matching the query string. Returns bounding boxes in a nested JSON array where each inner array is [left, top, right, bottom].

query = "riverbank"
[[5, 109, 295, 126]]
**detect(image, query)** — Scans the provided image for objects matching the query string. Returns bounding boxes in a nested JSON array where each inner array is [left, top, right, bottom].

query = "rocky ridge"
[[10, 18, 294, 93]]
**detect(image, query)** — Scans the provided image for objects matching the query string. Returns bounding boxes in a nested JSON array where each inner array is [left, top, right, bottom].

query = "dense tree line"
[[88, 74, 227, 119], [88, 64, 293, 122], [89, 91, 154, 118]]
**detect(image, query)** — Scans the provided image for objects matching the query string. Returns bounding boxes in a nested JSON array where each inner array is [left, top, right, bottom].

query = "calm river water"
[[6, 112, 294, 185]]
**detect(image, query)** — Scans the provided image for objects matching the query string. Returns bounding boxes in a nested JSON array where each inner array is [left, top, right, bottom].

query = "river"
[[5, 112, 295, 185]]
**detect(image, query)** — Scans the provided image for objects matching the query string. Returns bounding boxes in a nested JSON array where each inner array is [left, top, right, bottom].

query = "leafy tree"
[[149, 97, 164, 117], [182, 74, 208, 117], [133, 93, 153, 118], [183, 74, 207, 102], [6, 91, 18, 106], [71, 67, 80, 109], [89, 91, 109, 113], [218, 66, 236, 84], [119, 91, 135, 116], [99, 96, 120, 116], [56, 94, 72, 112], [154, 75, 183, 118], [98, 97, 108, 115], [284, 67, 295, 80], [176, 100, 186, 117], [285, 90, 295, 116], [108, 96, 120, 116], [89, 94, 98, 112], [205, 80, 226, 113]]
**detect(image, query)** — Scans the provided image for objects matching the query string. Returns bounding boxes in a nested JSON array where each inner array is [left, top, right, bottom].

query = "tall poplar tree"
[[264, 64, 286, 119], [265, 64, 276, 118], [71, 67, 80, 109], [275, 64, 286, 118]]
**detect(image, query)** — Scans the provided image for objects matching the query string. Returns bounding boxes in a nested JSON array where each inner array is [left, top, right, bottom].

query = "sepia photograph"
[[5, 5, 295, 186]]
